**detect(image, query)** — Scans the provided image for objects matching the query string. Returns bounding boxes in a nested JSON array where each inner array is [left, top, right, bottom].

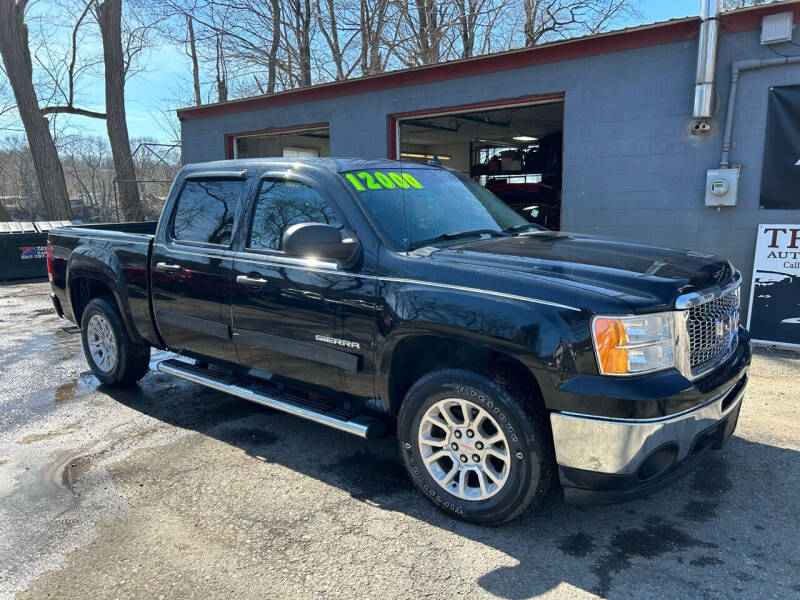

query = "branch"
[[68, 2, 95, 107], [41, 105, 107, 119]]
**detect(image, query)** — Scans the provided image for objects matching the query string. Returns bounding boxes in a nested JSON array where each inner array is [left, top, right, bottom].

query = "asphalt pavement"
[[1, 280, 799, 600]]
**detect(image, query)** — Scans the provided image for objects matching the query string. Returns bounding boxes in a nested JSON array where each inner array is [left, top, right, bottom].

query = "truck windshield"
[[343, 168, 533, 250]]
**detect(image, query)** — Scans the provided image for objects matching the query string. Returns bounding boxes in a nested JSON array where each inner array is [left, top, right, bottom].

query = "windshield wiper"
[[502, 223, 548, 236], [408, 229, 506, 251]]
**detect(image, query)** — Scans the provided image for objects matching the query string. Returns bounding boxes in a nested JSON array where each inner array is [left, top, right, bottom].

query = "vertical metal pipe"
[[693, 0, 721, 120], [720, 57, 800, 167]]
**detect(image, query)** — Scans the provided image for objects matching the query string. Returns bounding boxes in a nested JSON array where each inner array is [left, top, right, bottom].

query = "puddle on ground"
[[53, 373, 96, 403], [61, 456, 91, 493], [1, 450, 94, 507], [0, 328, 82, 372]]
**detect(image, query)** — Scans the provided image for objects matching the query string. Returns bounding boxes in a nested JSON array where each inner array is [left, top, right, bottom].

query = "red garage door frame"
[[387, 92, 566, 160], [225, 122, 330, 159]]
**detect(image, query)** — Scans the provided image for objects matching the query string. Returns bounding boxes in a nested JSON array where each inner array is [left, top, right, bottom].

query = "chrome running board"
[[157, 358, 384, 439]]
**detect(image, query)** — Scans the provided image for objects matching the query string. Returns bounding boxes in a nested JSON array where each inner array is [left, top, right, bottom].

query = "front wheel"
[[80, 297, 150, 387], [397, 369, 553, 525]]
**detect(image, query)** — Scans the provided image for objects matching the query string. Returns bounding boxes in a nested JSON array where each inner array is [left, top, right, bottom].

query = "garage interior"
[[396, 100, 564, 228], [235, 125, 330, 159]]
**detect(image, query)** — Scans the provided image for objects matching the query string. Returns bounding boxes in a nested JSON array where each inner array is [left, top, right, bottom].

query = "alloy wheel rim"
[[87, 314, 117, 372], [417, 397, 511, 501]]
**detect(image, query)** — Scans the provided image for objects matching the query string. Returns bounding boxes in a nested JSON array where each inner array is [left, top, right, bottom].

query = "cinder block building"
[[178, 1, 800, 310]]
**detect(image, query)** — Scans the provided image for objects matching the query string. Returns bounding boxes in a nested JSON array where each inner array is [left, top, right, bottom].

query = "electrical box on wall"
[[705, 168, 739, 207]]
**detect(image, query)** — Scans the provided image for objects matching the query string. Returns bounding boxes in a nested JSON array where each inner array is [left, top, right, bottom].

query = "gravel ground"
[[1, 280, 799, 600]]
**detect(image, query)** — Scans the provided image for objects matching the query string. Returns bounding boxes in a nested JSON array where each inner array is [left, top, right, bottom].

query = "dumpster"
[[0, 221, 74, 281]]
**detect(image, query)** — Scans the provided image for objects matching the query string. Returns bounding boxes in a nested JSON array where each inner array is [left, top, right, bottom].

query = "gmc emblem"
[[715, 309, 739, 338]]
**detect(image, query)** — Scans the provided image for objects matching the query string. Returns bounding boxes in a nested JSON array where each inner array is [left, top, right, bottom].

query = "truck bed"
[[48, 221, 161, 348]]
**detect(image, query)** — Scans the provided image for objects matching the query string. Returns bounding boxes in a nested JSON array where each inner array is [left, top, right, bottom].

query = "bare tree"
[[0, 135, 44, 220], [519, 0, 634, 47], [37, 2, 107, 120], [285, 0, 314, 86], [0, 67, 17, 126], [723, 0, 774, 8], [315, 0, 360, 81], [454, 0, 509, 58], [62, 135, 115, 221], [165, 1, 282, 98], [186, 15, 203, 105], [358, 0, 393, 75], [391, 0, 460, 67], [0, 0, 73, 219], [96, 0, 144, 221]]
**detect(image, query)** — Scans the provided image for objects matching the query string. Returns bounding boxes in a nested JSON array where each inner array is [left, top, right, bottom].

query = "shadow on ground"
[[81, 366, 800, 600]]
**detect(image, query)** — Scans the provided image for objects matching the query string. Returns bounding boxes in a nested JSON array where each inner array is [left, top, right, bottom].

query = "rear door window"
[[172, 179, 245, 246]]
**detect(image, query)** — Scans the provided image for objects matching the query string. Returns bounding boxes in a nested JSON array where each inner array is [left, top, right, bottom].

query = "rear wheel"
[[80, 297, 150, 386], [397, 369, 553, 525]]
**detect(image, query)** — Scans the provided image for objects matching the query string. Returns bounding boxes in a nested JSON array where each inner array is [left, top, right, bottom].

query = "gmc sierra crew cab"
[[47, 158, 750, 524]]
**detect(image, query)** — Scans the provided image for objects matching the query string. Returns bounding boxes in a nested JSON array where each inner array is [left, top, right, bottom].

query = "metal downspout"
[[692, 0, 722, 130]]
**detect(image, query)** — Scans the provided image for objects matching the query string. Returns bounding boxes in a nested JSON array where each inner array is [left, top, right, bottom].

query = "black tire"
[[397, 369, 553, 525], [80, 297, 150, 387]]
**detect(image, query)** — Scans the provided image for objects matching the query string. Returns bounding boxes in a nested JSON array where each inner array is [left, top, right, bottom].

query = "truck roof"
[[180, 157, 444, 175]]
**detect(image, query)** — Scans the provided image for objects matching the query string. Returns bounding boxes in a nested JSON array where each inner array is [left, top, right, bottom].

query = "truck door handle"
[[156, 262, 182, 273], [236, 274, 268, 289]]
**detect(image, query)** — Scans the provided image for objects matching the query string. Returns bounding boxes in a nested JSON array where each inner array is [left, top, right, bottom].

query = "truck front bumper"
[[551, 338, 749, 504]]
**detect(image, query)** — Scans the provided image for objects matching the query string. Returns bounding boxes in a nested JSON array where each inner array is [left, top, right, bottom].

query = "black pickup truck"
[[48, 158, 750, 524]]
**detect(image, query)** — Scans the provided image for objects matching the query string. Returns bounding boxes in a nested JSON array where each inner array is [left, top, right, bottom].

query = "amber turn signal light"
[[592, 317, 629, 374]]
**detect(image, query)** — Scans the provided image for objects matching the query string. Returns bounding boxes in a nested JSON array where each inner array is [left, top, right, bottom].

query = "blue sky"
[[62, 0, 703, 143]]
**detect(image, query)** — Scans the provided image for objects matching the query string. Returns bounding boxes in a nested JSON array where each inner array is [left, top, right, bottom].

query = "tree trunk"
[[186, 15, 202, 105], [298, 0, 312, 86], [268, 0, 280, 93], [215, 35, 228, 102], [317, 0, 345, 80], [0, 0, 73, 220], [97, 0, 143, 222]]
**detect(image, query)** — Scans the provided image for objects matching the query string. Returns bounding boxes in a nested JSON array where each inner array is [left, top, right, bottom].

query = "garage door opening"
[[230, 124, 330, 159], [394, 98, 564, 229]]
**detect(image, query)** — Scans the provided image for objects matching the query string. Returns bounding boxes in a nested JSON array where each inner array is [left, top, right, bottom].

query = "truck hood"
[[421, 232, 736, 311]]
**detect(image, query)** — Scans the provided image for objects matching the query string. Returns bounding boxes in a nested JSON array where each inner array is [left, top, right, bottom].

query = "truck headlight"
[[591, 312, 674, 375]]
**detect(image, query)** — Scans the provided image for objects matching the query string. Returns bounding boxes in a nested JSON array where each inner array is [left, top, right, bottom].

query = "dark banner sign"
[[760, 85, 800, 210], [747, 224, 800, 348]]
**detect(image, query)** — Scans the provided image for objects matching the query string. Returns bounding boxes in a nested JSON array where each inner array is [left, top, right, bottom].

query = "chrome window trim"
[[674, 271, 742, 310], [234, 251, 340, 271]]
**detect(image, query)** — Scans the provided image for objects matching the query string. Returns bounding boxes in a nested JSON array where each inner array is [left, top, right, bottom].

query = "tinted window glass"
[[249, 180, 342, 251], [343, 169, 528, 249], [173, 179, 244, 245]]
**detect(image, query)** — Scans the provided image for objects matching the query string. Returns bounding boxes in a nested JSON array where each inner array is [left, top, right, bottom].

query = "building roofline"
[[177, 0, 800, 121]]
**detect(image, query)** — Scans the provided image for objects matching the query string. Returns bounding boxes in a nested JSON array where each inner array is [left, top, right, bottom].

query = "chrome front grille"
[[686, 287, 740, 370]]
